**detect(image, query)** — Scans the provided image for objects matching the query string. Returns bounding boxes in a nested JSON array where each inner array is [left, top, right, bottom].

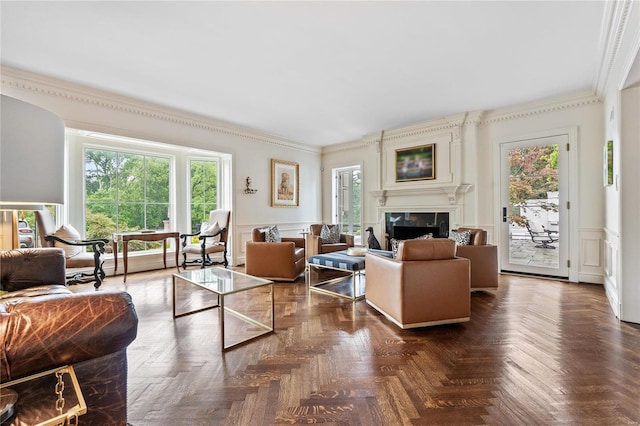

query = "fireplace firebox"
[[385, 212, 450, 246]]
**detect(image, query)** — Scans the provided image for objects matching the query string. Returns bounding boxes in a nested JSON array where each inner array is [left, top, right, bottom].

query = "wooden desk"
[[113, 231, 180, 282]]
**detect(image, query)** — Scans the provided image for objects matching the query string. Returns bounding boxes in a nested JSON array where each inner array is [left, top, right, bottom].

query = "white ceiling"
[[1, 1, 607, 146]]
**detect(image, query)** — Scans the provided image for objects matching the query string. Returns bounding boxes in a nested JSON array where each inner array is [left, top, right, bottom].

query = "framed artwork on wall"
[[395, 144, 435, 182], [271, 159, 299, 207], [604, 140, 613, 186]]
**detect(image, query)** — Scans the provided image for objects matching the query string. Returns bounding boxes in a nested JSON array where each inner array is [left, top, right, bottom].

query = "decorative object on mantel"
[[366, 226, 382, 250], [244, 176, 257, 194]]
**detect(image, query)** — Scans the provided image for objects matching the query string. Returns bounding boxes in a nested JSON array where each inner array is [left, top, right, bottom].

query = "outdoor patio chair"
[[525, 220, 559, 249]]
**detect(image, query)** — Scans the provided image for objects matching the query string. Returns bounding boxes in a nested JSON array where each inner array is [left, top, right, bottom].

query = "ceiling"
[[1, 1, 607, 146]]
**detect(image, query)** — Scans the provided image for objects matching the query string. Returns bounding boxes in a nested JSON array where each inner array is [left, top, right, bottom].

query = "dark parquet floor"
[[75, 268, 640, 425]]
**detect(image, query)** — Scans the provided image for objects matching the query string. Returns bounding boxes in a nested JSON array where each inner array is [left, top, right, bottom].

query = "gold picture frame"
[[395, 144, 435, 182], [271, 159, 299, 207]]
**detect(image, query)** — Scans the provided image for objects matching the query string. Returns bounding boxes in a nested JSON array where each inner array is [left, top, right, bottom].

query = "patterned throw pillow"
[[200, 221, 221, 243], [449, 229, 472, 246], [263, 225, 281, 242], [320, 224, 340, 244], [390, 234, 433, 258]]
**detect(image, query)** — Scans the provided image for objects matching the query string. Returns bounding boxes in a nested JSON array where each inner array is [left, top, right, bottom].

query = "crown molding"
[[478, 91, 601, 125], [594, 0, 636, 96], [0, 66, 321, 154]]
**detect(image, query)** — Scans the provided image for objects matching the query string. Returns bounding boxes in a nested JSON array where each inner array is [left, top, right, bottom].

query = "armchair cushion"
[[53, 224, 83, 258], [200, 221, 221, 243]]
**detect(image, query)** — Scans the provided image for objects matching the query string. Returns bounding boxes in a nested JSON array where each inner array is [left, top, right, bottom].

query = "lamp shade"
[[1, 95, 65, 207]]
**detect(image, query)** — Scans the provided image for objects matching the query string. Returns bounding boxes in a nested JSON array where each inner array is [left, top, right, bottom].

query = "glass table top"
[[174, 268, 272, 295]]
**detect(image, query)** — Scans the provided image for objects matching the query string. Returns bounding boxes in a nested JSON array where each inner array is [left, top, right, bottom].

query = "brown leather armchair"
[[0, 248, 138, 425], [305, 224, 354, 258], [365, 238, 471, 329], [454, 228, 499, 291], [245, 227, 305, 281]]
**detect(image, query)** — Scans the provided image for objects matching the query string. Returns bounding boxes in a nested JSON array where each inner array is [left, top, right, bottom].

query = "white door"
[[500, 135, 569, 278]]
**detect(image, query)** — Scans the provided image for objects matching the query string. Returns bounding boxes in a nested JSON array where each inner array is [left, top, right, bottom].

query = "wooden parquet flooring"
[[77, 269, 640, 425]]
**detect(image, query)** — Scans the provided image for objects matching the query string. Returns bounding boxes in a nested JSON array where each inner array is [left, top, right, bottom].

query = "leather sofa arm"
[[0, 248, 66, 291], [281, 237, 305, 248], [1, 290, 138, 382]]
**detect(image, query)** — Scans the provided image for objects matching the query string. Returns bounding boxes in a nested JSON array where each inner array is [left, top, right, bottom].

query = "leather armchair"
[[245, 227, 305, 281], [454, 228, 499, 291], [0, 248, 138, 425], [305, 224, 354, 258], [365, 238, 471, 329]]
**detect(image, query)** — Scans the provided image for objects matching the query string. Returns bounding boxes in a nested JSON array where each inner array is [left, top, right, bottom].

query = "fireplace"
[[385, 212, 450, 243]]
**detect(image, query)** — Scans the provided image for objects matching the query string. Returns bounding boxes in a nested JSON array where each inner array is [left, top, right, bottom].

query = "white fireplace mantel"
[[370, 184, 472, 206]]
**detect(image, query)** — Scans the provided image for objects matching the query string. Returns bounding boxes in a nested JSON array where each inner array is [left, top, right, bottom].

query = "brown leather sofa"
[[0, 248, 138, 425], [245, 227, 305, 281], [454, 228, 499, 291], [365, 238, 471, 329], [306, 224, 354, 258]]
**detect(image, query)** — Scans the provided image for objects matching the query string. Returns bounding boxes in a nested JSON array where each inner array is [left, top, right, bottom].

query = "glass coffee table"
[[173, 268, 274, 351]]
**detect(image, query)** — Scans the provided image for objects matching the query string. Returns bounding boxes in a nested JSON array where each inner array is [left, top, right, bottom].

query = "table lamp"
[[0, 95, 65, 249]]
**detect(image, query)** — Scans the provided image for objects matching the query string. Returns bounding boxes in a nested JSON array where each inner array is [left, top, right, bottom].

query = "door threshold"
[[501, 270, 569, 282]]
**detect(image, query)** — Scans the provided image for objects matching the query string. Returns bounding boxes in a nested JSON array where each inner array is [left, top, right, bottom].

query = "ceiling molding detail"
[[1, 66, 320, 154], [478, 92, 601, 125], [594, 0, 635, 96]]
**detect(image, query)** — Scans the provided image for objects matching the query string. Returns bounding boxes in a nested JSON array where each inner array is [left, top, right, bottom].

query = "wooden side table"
[[112, 231, 180, 282]]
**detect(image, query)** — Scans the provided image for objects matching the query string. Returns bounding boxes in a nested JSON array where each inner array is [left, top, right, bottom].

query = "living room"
[[1, 1, 639, 424]]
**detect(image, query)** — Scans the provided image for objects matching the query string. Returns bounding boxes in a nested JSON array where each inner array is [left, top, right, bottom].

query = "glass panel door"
[[333, 166, 361, 245], [500, 135, 569, 278]]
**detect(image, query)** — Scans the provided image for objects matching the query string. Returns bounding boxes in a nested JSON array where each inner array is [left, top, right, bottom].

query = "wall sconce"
[[243, 176, 257, 194]]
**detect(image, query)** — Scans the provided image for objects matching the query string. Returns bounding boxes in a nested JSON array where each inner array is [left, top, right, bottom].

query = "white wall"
[[599, 0, 640, 323], [323, 94, 604, 283], [0, 66, 322, 268]]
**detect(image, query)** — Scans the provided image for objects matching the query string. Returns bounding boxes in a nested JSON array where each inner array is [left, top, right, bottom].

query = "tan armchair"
[[454, 228, 499, 291], [306, 224, 354, 258], [34, 209, 109, 288], [365, 238, 471, 329], [245, 227, 305, 281], [181, 209, 230, 269]]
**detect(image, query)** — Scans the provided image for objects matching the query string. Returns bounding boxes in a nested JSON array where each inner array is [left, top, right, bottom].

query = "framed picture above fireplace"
[[395, 144, 435, 182]]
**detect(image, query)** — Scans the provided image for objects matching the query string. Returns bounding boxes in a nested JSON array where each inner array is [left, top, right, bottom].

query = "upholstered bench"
[[307, 249, 392, 299]]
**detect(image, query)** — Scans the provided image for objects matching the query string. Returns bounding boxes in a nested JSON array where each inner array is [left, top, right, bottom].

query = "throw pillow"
[[320, 224, 340, 244], [264, 225, 281, 243], [449, 229, 472, 246], [200, 221, 221, 244], [390, 234, 433, 259], [53, 224, 84, 258]]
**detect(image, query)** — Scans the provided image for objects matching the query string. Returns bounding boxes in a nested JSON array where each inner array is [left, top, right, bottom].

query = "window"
[[189, 159, 218, 233], [85, 148, 170, 252], [333, 165, 362, 244]]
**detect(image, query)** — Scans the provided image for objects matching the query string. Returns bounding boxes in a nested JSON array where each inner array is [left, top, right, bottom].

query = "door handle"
[[503, 207, 508, 223]]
